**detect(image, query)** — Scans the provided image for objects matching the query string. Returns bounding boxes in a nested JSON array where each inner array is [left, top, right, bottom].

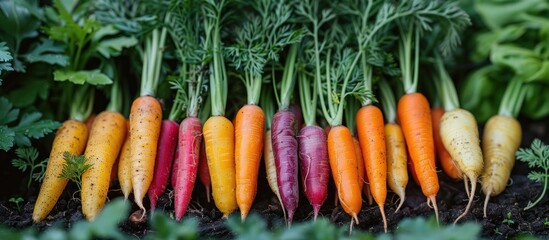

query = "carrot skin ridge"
[[148, 120, 179, 212], [33, 120, 89, 223], [431, 107, 463, 180], [271, 111, 299, 225], [204, 116, 237, 218], [82, 111, 127, 221], [328, 126, 362, 224], [235, 105, 265, 221], [356, 105, 387, 231], [397, 93, 439, 222], [298, 125, 330, 221], [198, 136, 211, 202], [130, 96, 163, 214], [173, 117, 202, 220]]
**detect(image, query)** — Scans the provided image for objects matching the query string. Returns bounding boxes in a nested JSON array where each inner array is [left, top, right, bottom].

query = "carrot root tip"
[[395, 196, 405, 213], [454, 178, 477, 225], [483, 190, 491, 218], [429, 196, 439, 226]]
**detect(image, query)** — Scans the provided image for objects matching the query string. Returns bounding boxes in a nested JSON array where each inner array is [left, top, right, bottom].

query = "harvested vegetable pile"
[[0, 0, 548, 239]]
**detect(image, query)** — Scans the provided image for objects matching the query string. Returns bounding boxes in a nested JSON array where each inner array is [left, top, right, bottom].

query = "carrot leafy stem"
[[516, 138, 549, 210], [59, 151, 91, 191]]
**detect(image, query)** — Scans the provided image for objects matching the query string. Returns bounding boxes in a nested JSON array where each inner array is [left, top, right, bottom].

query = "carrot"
[[353, 138, 365, 194], [298, 125, 329, 221], [203, 116, 237, 218], [378, 80, 408, 213], [129, 96, 163, 214], [33, 120, 89, 222], [81, 111, 127, 220], [235, 104, 265, 220], [85, 114, 96, 132], [397, 92, 440, 222], [264, 130, 286, 219], [440, 108, 483, 223], [148, 120, 179, 212], [174, 117, 202, 220], [481, 78, 525, 217], [481, 115, 521, 215], [430, 53, 483, 224], [432, 108, 463, 180], [271, 111, 299, 224], [385, 123, 408, 212], [354, 137, 372, 206], [171, 146, 179, 189], [118, 131, 132, 200], [328, 126, 362, 224], [198, 138, 211, 202], [297, 64, 329, 221], [130, 14, 169, 218]]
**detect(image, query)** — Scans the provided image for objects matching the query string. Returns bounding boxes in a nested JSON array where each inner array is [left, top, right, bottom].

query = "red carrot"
[[148, 120, 179, 212]]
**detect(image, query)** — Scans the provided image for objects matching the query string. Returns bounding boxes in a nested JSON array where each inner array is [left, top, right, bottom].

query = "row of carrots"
[[30, 0, 524, 233]]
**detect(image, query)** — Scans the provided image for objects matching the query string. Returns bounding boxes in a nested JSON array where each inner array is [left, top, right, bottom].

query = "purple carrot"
[[271, 110, 299, 225], [197, 138, 211, 202], [298, 125, 329, 220], [148, 120, 179, 212], [288, 103, 303, 130], [174, 117, 202, 220]]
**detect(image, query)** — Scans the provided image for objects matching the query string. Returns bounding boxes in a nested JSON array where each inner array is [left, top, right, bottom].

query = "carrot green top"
[[140, 14, 170, 97], [203, 0, 228, 117], [433, 53, 460, 112], [226, 0, 302, 106], [499, 77, 526, 118], [378, 80, 397, 124]]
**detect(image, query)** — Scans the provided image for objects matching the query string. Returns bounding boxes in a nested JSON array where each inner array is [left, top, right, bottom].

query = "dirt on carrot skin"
[[0, 118, 548, 239]]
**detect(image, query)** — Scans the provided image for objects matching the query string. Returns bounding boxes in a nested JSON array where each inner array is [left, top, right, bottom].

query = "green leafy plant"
[[10, 147, 48, 188], [516, 138, 549, 210], [0, 41, 14, 85], [8, 197, 24, 212], [502, 212, 515, 225], [58, 151, 91, 191], [0, 97, 61, 152], [544, 218, 548, 227]]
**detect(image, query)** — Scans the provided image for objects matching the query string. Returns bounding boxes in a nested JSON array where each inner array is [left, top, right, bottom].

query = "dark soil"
[[1, 118, 548, 239]]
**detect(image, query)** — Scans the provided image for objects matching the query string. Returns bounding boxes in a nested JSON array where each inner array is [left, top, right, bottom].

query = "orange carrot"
[[397, 92, 439, 222], [356, 105, 388, 232], [328, 126, 362, 224], [353, 138, 365, 192], [82, 111, 127, 220], [234, 104, 265, 220], [431, 107, 463, 180], [33, 120, 89, 222], [203, 116, 237, 218], [129, 96, 162, 214]]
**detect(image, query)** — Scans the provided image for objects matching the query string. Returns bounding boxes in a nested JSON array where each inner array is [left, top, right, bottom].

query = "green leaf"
[[0, 126, 15, 151], [474, 0, 549, 30], [0, 97, 20, 125], [0, 42, 13, 61], [490, 44, 548, 82], [22, 39, 69, 66], [147, 212, 199, 240], [54, 69, 113, 85], [96, 36, 138, 58], [13, 112, 61, 139], [471, 25, 526, 61], [7, 79, 51, 108], [68, 198, 129, 240], [528, 171, 547, 182], [396, 217, 481, 240]]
